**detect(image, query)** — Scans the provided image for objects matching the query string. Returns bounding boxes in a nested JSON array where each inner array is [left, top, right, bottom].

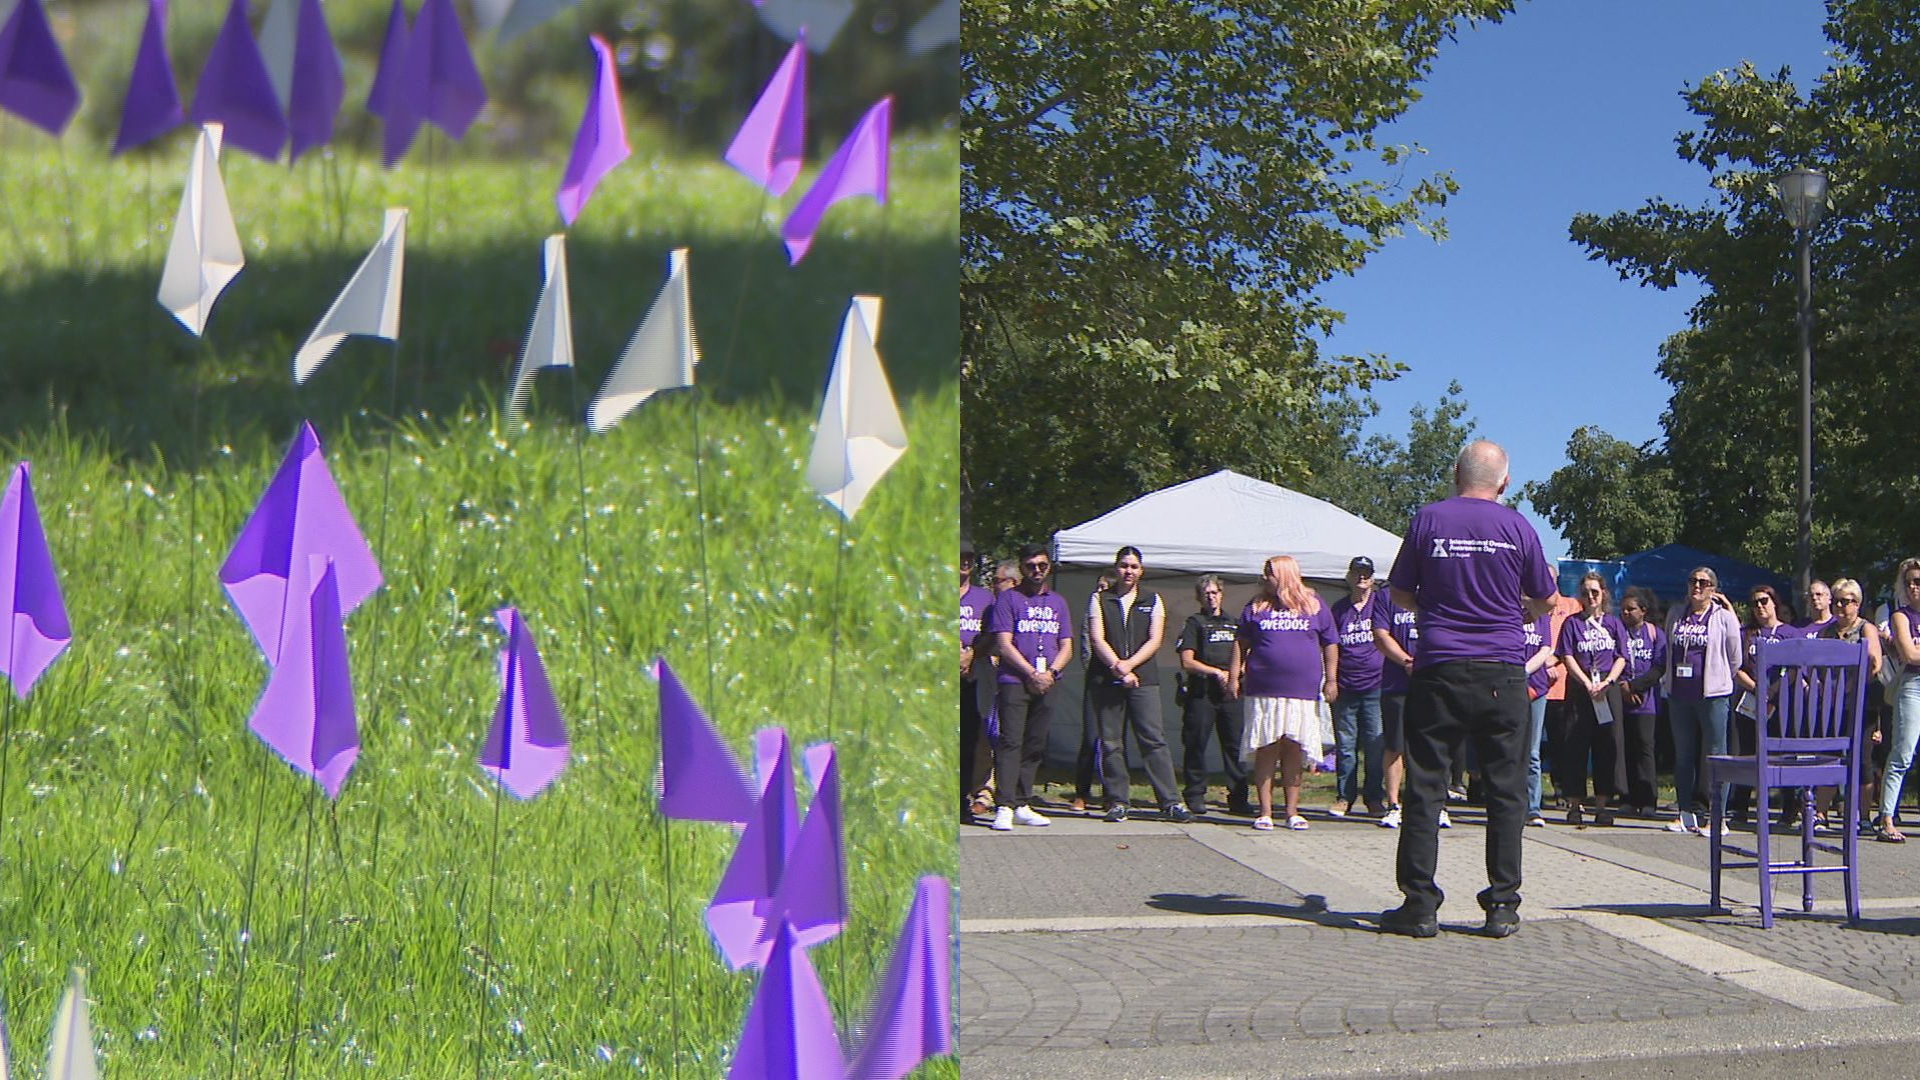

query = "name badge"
[[1676, 664, 1695, 678]]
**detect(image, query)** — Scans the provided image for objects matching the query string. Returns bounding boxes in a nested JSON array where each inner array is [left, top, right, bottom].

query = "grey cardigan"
[[1662, 604, 1744, 699]]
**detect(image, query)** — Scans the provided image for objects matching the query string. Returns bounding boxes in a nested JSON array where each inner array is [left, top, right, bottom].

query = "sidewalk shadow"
[[1145, 892, 1371, 929], [1572, 901, 1920, 936]]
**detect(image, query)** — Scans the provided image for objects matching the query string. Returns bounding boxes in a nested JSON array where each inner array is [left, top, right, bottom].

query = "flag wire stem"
[[563, 370, 606, 753], [227, 761, 270, 1080], [55, 136, 77, 269], [824, 499, 850, 1012], [472, 776, 506, 1080], [284, 789, 319, 1080]]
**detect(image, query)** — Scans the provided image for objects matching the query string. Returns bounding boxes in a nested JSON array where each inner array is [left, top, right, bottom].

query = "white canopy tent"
[[1053, 469, 1402, 582], [1026, 470, 1405, 787]]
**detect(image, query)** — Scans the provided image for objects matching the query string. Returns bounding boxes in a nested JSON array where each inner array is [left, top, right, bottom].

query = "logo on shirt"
[[1016, 605, 1061, 635], [1255, 610, 1315, 633], [1431, 538, 1450, 558], [961, 603, 981, 635], [1432, 536, 1520, 558]]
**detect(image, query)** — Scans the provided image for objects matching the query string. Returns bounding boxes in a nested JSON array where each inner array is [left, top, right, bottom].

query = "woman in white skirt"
[[1229, 555, 1338, 830]]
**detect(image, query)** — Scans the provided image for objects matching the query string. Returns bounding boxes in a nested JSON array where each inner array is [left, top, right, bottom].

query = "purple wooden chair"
[[1708, 637, 1868, 928]]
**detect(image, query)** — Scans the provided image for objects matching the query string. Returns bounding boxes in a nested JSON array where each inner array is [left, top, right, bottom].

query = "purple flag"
[[221, 421, 382, 665], [782, 96, 890, 264], [729, 922, 845, 1080], [654, 657, 755, 824], [765, 743, 844, 956], [408, 0, 486, 140], [0, 0, 78, 136], [848, 876, 954, 1080], [555, 34, 630, 225], [112, 0, 184, 154], [0, 463, 70, 699], [286, 0, 343, 162], [724, 38, 804, 197], [366, 0, 409, 119], [707, 728, 800, 970], [250, 556, 358, 798], [480, 607, 568, 799], [191, 0, 290, 161]]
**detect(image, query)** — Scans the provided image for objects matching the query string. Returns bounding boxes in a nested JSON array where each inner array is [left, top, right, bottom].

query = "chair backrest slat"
[[1754, 637, 1870, 762]]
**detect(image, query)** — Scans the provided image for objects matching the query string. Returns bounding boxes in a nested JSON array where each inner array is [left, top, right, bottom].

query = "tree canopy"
[[962, 0, 1511, 551], [1521, 427, 1678, 561], [1570, 2, 1920, 588]]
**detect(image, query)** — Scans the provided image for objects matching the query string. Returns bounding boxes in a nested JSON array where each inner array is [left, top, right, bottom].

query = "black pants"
[[1621, 708, 1658, 809], [1563, 684, 1627, 804], [1396, 661, 1528, 915], [1092, 682, 1180, 809], [1181, 688, 1247, 807], [994, 683, 1056, 809], [1075, 678, 1100, 800], [960, 676, 984, 808]]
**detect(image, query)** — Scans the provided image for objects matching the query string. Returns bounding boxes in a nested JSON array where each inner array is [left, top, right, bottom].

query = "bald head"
[[1454, 439, 1509, 499]]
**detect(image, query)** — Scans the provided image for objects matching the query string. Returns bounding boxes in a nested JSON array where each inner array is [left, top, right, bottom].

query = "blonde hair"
[[1833, 577, 1863, 605], [1577, 570, 1611, 614], [1261, 555, 1321, 615], [1895, 559, 1920, 606]]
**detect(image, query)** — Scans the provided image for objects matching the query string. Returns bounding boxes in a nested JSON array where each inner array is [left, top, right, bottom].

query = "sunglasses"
[[1022, 560, 1050, 571], [1837, 597, 1861, 607], [1750, 596, 1773, 605], [1690, 578, 1714, 588], [1905, 578, 1920, 587]]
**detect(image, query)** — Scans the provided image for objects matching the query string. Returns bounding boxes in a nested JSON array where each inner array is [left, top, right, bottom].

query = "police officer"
[[1177, 574, 1253, 815]]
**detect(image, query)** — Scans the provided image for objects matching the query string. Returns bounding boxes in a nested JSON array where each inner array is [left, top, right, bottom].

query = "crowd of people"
[[960, 484, 1920, 847]]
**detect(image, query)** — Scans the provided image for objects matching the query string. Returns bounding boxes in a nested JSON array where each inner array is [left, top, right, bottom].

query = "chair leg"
[[1710, 778, 1723, 913], [1756, 786, 1773, 929], [1802, 787, 1816, 914], [1847, 778, 1862, 923]]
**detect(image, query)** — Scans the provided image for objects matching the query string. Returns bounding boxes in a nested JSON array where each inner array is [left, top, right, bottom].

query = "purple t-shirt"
[[960, 585, 993, 651], [1378, 599, 1419, 695], [1389, 496, 1556, 669], [1892, 607, 1920, 653], [1332, 594, 1384, 692], [984, 586, 1072, 685], [1523, 614, 1554, 699], [1556, 612, 1629, 681], [1237, 600, 1337, 700], [1742, 621, 1799, 676], [1795, 616, 1834, 639], [1622, 622, 1664, 716], [1668, 609, 1712, 701]]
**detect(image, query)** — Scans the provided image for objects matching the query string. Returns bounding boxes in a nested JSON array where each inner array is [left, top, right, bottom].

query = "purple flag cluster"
[[191, 0, 289, 161], [285, 0, 345, 162], [223, 422, 380, 797], [724, 39, 805, 198], [783, 97, 891, 264], [0, 0, 79, 136], [555, 35, 630, 225], [113, 0, 183, 154], [480, 607, 568, 799], [0, 462, 70, 698], [368, 0, 488, 168]]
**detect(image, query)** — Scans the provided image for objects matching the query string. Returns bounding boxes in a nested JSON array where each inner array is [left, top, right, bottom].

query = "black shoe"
[[1186, 800, 1209, 817], [1104, 804, 1130, 822], [1593, 809, 1615, 827], [1378, 904, 1439, 939], [1482, 905, 1520, 938], [1227, 799, 1257, 817], [1164, 803, 1195, 824]]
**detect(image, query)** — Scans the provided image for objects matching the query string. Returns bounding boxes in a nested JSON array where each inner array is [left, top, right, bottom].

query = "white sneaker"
[[1438, 809, 1452, 829], [1378, 806, 1401, 829], [991, 806, 1014, 832], [1013, 806, 1051, 827], [1666, 812, 1697, 834]]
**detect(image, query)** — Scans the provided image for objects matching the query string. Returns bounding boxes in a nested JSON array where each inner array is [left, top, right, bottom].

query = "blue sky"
[[1316, 1, 1833, 558]]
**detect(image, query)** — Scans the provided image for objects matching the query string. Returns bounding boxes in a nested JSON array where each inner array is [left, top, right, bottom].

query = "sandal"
[[1252, 815, 1274, 831], [1286, 815, 1309, 831], [1875, 816, 1906, 843]]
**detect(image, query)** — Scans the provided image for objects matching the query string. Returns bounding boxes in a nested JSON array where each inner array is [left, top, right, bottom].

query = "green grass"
[[0, 131, 957, 1077]]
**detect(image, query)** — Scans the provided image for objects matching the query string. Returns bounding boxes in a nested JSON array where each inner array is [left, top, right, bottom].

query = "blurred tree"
[[1520, 426, 1678, 561]]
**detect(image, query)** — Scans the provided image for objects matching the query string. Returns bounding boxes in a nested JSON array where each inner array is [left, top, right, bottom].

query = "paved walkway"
[[959, 797, 1920, 1078]]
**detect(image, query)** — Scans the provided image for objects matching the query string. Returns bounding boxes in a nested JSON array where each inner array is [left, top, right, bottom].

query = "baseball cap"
[[1348, 556, 1375, 575]]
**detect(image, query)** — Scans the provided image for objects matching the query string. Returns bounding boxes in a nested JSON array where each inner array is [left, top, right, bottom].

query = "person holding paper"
[[1556, 571, 1629, 827], [1662, 567, 1743, 835]]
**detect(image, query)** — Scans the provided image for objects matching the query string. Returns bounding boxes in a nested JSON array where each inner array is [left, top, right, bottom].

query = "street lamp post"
[[1775, 167, 1828, 602]]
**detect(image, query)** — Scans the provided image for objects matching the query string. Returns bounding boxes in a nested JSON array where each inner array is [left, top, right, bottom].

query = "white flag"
[[45, 968, 95, 1080], [157, 123, 245, 337], [906, 0, 958, 53], [807, 296, 906, 519], [294, 208, 407, 385], [586, 248, 697, 433], [258, 0, 299, 111], [757, 0, 855, 52], [508, 234, 574, 421]]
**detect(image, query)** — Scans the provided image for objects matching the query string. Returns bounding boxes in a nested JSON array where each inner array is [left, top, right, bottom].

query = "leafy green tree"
[[1520, 427, 1679, 560], [962, 0, 1512, 551], [1302, 381, 1478, 533], [1569, 2, 1920, 584]]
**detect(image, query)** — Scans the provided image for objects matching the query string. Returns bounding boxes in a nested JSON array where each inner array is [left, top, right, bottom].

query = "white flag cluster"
[[586, 248, 698, 433], [508, 234, 575, 421], [294, 208, 408, 384], [807, 296, 906, 519]]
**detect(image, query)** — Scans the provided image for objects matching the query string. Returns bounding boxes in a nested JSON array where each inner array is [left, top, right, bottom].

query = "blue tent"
[[1617, 543, 1790, 608]]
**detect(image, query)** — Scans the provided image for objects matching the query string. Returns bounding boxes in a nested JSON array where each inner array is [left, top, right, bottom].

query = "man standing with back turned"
[[1380, 440, 1558, 939]]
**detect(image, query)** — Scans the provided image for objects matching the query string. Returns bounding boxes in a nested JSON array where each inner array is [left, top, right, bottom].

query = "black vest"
[[1095, 590, 1161, 686]]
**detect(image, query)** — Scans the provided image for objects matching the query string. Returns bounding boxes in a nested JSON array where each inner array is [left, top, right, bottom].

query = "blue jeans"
[[1333, 690, 1384, 806], [1526, 694, 1547, 816], [1879, 672, 1920, 822], [1670, 695, 1730, 816]]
